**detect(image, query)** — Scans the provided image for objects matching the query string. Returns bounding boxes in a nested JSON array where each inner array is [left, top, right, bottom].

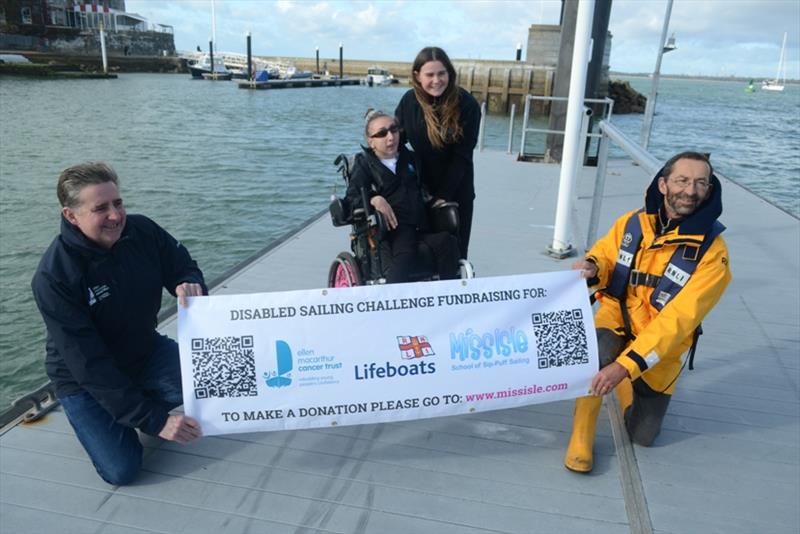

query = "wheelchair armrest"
[[329, 197, 352, 227], [429, 202, 460, 235]]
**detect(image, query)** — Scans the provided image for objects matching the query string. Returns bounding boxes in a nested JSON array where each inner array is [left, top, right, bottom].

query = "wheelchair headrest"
[[429, 202, 460, 235]]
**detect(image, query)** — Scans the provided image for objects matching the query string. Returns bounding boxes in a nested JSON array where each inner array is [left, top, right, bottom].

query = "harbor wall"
[[0, 27, 175, 57], [257, 56, 557, 114]]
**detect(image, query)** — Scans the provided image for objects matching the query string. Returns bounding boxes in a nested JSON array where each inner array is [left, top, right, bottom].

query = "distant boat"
[[188, 54, 231, 79], [762, 32, 787, 92], [361, 66, 396, 87], [745, 79, 755, 93]]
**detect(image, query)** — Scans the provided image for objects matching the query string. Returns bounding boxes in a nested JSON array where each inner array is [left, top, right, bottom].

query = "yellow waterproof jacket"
[[586, 172, 732, 394]]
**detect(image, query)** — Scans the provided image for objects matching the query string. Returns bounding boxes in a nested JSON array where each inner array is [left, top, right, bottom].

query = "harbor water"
[[1, 73, 798, 408]]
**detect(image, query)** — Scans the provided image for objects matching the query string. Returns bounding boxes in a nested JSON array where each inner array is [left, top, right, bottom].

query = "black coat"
[[395, 87, 481, 202], [345, 145, 428, 228], [31, 214, 206, 435]]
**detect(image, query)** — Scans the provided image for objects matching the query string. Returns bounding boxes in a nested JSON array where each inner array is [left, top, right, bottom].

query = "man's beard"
[[665, 190, 702, 218]]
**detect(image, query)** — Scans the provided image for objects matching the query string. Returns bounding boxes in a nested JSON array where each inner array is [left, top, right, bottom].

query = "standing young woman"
[[395, 46, 481, 260]]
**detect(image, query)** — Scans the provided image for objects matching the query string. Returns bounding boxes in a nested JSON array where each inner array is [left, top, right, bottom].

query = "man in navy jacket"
[[32, 162, 206, 485]]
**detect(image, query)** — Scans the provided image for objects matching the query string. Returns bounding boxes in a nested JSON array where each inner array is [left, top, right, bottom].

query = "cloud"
[[125, 0, 799, 78]]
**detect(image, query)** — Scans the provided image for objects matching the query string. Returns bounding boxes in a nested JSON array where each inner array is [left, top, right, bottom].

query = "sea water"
[[1, 73, 798, 407]]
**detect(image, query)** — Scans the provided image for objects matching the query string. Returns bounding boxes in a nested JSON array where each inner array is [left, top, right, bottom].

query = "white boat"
[[361, 66, 395, 87], [187, 53, 231, 79], [762, 32, 787, 92]]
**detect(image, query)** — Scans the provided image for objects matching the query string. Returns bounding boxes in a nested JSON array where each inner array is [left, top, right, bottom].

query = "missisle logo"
[[355, 334, 436, 381]]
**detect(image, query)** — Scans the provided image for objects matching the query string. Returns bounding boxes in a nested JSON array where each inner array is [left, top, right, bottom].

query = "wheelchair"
[[327, 153, 475, 287]]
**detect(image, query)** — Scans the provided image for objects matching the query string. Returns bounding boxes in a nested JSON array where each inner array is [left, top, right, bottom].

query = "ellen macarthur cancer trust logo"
[[264, 340, 293, 388]]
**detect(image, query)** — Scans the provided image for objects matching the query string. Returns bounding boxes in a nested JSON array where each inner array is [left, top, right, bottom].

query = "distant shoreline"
[[611, 71, 798, 85]]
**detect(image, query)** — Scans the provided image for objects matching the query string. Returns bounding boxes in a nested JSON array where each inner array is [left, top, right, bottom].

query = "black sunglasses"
[[369, 124, 402, 138]]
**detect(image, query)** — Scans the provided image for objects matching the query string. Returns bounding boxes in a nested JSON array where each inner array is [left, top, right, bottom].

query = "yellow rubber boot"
[[616, 377, 633, 415], [564, 395, 603, 473]]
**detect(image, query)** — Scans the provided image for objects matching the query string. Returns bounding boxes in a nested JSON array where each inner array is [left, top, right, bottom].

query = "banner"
[[178, 271, 598, 436]]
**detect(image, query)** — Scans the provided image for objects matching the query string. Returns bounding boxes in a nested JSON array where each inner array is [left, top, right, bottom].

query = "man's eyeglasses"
[[670, 177, 712, 191], [369, 124, 402, 138]]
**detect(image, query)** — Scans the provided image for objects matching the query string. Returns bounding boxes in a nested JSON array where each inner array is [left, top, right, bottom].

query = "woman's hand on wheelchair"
[[370, 195, 398, 230], [431, 198, 447, 208]]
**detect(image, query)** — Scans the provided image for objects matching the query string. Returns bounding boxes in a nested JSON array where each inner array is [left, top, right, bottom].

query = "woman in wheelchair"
[[342, 110, 460, 284]]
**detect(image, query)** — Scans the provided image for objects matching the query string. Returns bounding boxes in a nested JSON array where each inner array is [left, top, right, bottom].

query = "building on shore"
[[0, 0, 175, 57]]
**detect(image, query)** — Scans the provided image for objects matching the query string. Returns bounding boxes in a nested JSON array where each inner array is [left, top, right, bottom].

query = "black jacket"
[[346, 145, 428, 228], [31, 214, 206, 435], [395, 87, 481, 202]]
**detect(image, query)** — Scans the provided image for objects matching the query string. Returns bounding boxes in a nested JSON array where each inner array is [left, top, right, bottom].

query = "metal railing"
[[519, 95, 615, 160], [586, 120, 663, 249]]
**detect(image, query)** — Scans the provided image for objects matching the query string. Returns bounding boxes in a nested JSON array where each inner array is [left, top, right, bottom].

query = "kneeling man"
[[32, 162, 206, 485], [566, 151, 731, 472]]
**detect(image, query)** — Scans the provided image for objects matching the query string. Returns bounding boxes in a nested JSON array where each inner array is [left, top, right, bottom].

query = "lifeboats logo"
[[397, 335, 434, 359], [264, 340, 293, 388], [355, 335, 436, 381]]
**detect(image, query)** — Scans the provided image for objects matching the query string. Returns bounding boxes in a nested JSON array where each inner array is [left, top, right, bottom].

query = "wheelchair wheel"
[[328, 252, 363, 287]]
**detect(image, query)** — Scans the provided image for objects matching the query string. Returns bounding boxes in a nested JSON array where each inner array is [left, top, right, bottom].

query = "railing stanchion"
[[478, 101, 487, 152], [507, 103, 516, 155], [520, 95, 531, 157], [587, 129, 610, 250]]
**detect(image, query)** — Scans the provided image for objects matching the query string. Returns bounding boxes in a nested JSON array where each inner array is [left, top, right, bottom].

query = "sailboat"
[[762, 32, 787, 92]]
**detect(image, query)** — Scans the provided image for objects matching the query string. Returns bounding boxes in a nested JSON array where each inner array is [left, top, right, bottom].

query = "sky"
[[125, 0, 800, 79]]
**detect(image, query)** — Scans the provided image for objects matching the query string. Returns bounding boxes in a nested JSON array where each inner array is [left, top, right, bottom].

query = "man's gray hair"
[[661, 151, 713, 179], [57, 162, 119, 209]]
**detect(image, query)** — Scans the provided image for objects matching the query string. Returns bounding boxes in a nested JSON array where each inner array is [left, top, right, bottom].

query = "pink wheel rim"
[[334, 261, 357, 287]]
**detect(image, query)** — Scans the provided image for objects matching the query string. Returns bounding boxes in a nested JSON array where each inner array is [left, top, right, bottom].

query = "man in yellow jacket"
[[565, 151, 732, 473]]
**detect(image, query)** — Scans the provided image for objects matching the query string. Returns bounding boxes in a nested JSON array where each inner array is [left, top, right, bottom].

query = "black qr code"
[[531, 309, 589, 369], [190, 336, 257, 399]]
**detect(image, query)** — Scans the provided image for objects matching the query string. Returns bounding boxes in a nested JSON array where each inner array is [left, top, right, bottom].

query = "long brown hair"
[[411, 47, 462, 149]]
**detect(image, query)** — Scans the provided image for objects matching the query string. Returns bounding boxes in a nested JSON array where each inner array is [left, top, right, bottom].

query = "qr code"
[[190, 336, 257, 399], [531, 309, 589, 369]]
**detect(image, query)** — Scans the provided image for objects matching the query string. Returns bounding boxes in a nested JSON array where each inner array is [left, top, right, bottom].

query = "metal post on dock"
[[520, 95, 531, 158], [548, 0, 595, 258], [209, 40, 214, 76], [339, 43, 343, 79], [507, 103, 516, 154], [315, 46, 320, 74], [478, 101, 487, 152], [516, 42, 522, 61], [246, 32, 252, 81], [99, 22, 108, 74]]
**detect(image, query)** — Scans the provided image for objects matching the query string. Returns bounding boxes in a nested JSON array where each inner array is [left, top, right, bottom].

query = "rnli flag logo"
[[397, 336, 434, 359]]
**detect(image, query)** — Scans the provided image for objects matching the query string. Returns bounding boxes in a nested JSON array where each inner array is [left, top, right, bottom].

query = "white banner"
[[178, 271, 598, 436]]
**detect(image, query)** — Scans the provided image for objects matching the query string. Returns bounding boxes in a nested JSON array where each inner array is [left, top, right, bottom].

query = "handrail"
[[519, 95, 614, 159], [586, 120, 664, 248]]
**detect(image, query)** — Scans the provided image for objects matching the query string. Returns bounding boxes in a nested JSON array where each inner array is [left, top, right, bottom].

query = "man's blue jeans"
[[59, 335, 183, 485]]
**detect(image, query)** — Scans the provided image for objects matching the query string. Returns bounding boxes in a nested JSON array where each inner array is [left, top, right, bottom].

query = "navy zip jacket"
[[31, 214, 206, 435], [395, 87, 480, 202], [346, 145, 427, 228]]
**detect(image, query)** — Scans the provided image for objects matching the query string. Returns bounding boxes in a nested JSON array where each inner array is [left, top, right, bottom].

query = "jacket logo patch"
[[88, 284, 111, 305], [664, 263, 690, 287], [622, 232, 633, 247], [617, 250, 633, 267]]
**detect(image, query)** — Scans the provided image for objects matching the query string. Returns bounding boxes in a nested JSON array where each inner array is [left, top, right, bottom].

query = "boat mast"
[[211, 0, 217, 49], [777, 32, 787, 84]]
